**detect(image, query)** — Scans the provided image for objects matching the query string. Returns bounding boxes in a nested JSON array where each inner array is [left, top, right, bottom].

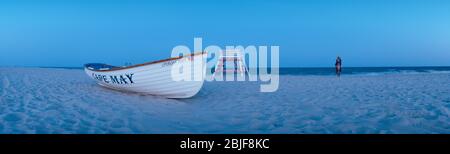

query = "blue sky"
[[0, 0, 449, 67]]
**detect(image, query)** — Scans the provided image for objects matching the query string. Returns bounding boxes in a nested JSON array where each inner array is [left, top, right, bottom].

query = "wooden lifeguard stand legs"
[[213, 50, 248, 81]]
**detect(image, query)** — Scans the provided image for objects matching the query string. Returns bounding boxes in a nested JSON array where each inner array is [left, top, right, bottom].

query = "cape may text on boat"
[[92, 73, 134, 85]]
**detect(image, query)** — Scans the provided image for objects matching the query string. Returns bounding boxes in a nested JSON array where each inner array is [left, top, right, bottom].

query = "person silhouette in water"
[[335, 56, 342, 77]]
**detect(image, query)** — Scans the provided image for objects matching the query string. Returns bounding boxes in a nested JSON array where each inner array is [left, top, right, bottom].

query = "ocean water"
[[278, 66, 450, 76], [48, 66, 450, 76]]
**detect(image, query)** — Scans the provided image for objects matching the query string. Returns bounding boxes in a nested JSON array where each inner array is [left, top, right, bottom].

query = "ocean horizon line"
[[0, 65, 449, 76], [0, 65, 449, 69]]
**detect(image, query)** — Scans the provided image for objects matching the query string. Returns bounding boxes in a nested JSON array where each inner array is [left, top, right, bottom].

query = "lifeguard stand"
[[213, 50, 248, 78]]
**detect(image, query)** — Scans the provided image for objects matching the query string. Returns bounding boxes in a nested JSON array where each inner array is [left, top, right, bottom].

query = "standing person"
[[335, 56, 342, 77]]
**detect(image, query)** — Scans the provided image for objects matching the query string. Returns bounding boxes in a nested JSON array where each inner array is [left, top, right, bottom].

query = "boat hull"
[[84, 53, 207, 98]]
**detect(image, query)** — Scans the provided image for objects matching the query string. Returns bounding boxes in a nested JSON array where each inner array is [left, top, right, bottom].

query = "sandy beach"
[[0, 67, 449, 134]]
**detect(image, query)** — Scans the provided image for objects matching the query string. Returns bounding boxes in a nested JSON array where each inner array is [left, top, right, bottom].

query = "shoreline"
[[2, 66, 450, 77]]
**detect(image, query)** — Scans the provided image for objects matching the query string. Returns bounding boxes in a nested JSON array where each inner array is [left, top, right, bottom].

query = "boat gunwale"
[[85, 52, 206, 72]]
